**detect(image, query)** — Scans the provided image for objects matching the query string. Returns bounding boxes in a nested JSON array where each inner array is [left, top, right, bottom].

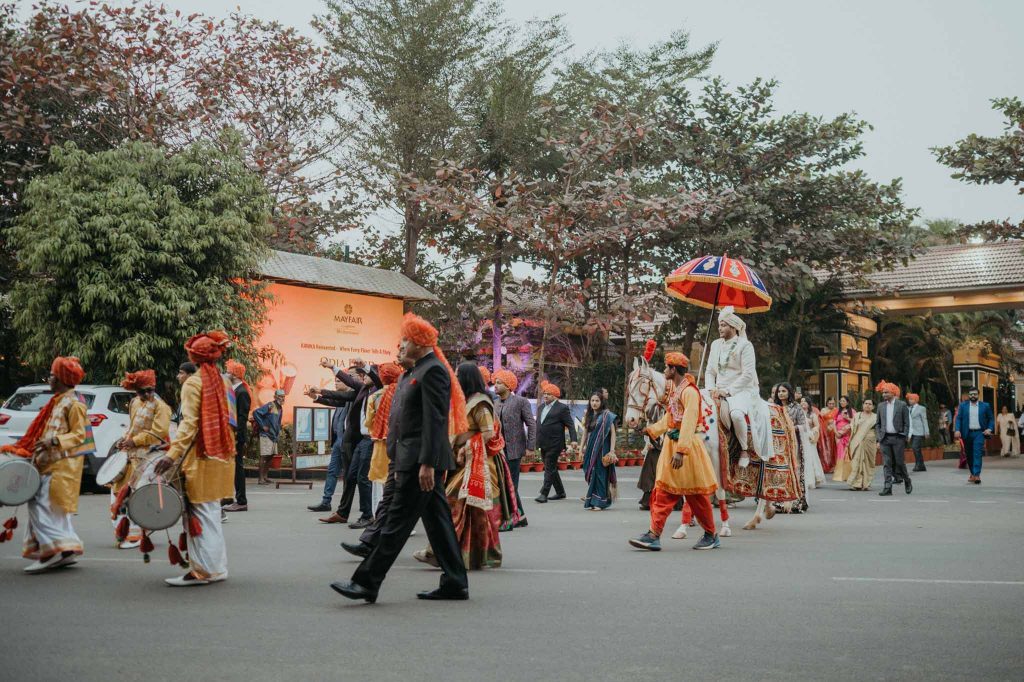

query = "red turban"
[[665, 352, 689, 369], [478, 366, 491, 385], [875, 380, 900, 397], [906, 393, 920, 402], [225, 360, 246, 379], [51, 357, 85, 387], [541, 381, 561, 399], [185, 330, 230, 364], [378, 362, 402, 386], [494, 369, 518, 393], [121, 369, 156, 390], [400, 313, 468, 436]]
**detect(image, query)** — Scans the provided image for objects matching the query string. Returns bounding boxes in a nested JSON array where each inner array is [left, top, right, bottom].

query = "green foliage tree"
[[933, 96, 1024, 241], [8, 139, 271, 391]]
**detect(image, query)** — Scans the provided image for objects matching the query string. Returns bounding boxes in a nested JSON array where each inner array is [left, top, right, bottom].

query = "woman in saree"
[[800, 396, 826, 490], [817, 397, 838, 473], [582, 392, 617, 511], [832, 395, 855, 482], [846, 399, 879, 491], [414, 362, 515, 570], [773, 383, 809, 513]]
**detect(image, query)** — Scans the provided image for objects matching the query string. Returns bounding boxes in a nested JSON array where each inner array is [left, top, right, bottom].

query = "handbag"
[[601, 453, 618, 467]]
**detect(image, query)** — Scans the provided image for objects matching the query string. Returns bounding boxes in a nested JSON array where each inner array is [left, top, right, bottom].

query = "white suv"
[[0, 384, 149, 492]]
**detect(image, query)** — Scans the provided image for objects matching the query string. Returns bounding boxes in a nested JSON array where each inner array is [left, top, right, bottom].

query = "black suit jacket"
[[389, 353, 455, 473], [537, 400, 577, 454], [876, 398, 911, 441], [234, 384, 252, 450]]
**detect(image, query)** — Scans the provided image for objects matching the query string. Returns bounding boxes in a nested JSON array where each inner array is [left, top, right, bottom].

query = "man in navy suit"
[[954, 386, 995, 484]]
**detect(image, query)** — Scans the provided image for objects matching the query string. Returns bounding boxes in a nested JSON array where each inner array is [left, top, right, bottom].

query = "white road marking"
[[818, 498, 846, 502], [833, 577, 1024, 586], [3, 555, 137, 563], [970, 500, 999, 504], [914, 499, 950, 503]]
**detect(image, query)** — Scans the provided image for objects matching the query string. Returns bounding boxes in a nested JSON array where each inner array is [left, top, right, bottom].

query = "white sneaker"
[[671, 524, 688, 540], [118, 539, 140, 550], [53, 553, 78, 568], [208, 572, 228, 583], [165, 573, 211, 587], [24, 553, 66, 574]]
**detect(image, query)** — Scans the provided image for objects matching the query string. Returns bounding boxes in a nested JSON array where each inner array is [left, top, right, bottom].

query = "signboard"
[[256, 282, 403, 423], [313, 408, 331, 443], [294, 407, 313, 443], [296, 454, 331, 469]]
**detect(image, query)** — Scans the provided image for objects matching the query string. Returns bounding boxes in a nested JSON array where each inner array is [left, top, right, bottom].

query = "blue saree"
[[583, 410, 617, 510]]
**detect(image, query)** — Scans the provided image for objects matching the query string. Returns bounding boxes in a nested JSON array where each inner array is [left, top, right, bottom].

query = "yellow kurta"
[[115, 396, 172, 492], [37, 390, 88, 513], [365, 388, 390, 483], [645, 380, 718, 497], [166, 373, 234, 504]]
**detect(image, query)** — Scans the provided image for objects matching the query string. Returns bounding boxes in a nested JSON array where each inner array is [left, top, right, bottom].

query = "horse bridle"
[[627, 367, 665, 428]]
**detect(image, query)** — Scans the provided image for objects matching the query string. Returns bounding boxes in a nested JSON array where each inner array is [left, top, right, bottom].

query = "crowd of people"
[[3, 307, 1020, 602]]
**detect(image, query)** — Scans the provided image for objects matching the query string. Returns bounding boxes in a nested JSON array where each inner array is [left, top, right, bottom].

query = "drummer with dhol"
[[152, 331, 236, 586], [108, 369, 171, 549], [1, 357, 89, 574]]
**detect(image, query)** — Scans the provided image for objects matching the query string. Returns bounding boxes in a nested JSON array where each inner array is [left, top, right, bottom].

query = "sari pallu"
[[818, 410, 837, 473], [583, 411, 617, 510]]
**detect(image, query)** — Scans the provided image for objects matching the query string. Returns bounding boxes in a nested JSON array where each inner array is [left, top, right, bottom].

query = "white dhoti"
[[372, 481, 384, 515], [186, 501, 228, 581], [24, 475, 83, 561], [722, 390, 774, 460]]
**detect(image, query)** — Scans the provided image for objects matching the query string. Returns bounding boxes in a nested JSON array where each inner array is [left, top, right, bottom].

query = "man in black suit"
[[876, 381, 912, 496], [535, 381, 577, 503], [331, 314, 468, 603], [223, 361, 251, 512]]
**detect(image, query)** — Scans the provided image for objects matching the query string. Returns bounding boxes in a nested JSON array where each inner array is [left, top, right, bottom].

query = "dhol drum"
[[127, 481, 183, 531], [0, 453, 41, 506], [96, 450, 129, 487]]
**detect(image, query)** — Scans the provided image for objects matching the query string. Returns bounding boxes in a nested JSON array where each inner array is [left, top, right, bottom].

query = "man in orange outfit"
[[629, 352, 720, 551]]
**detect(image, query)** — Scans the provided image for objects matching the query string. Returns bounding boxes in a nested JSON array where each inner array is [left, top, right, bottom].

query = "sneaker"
[[628, 531, 662, 551], [24, 553, 66, 574], [670, 524, 688, 540], [118, 539, 141, 550], [693, 532, 720, 550], [165, 573, 211, 587], [53, 551, 79, 568]]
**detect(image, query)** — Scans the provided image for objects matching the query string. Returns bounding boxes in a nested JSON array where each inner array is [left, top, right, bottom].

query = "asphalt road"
[[2, 457, 1023, 681]]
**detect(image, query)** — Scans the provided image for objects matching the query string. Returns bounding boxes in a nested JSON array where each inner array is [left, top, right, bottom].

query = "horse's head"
[[624, 357, 665, 430]]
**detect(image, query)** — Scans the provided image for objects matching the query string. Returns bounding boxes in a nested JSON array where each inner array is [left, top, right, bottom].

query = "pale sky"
[[20, 0, 1024, 228]]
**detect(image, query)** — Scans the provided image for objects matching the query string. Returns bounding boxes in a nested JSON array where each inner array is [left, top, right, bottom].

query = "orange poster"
[[255, 282, 404, 422]]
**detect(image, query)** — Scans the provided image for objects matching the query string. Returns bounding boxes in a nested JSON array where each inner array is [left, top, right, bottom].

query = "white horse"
[[625, 357, 799, 533]]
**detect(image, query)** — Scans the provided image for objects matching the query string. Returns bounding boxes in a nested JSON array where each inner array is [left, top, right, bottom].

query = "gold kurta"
[[116, 396, 172, 492], [166, 373, 234, 504], [36, 389, 88, 513], [365, 388, 390, 483], [645, 379, 718, 497]]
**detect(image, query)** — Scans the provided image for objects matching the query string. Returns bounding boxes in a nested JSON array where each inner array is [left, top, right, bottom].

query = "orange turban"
[[400, 313, 468, 435], [906, 393, 920, 402], [185, 330, 230, 364], [51, 357, 85, 387], [478, 366, 491, 385], [121, 369, 156, 390], [378, 362, 402, 386], [541, 381, 561, 399], [225, 360, 246, 379], [665, 352, 689, 369], [494, 369, 518, 393], [875, 380, 900, 397]]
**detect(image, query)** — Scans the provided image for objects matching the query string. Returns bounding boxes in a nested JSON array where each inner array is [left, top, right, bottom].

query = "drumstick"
[[157, 475, 165, 510]]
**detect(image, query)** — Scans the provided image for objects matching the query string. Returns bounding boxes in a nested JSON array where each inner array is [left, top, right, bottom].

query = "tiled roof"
[[258, 250, 436, 302], [835, 241, 1024, 298]]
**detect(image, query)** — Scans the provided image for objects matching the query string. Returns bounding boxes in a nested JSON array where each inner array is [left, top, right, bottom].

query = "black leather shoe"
[[912, 465, 927, 472], [348, 517, 372, 529], [308, 503, 331, 512], [904, 478, 913, 494], [548, 493, 567, 501], [878, 487, 893, 496], [330, 580, 377, 603], [340, 541, 372, 558], [416, 587, 468, 601], [534, 495, 548, 503]]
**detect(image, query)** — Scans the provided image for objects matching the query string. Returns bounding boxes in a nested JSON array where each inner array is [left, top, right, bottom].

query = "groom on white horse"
[[705, 306, 770, 464]]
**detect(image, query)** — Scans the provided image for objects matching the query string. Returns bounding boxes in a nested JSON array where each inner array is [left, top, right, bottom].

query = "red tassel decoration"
[[141, 534, 155, 553], [643, 339, 657, 362], [115, 517, 130, 541], [0, 529, 8, 543], [178, 532, 188, 551], [168, 545, 183, 566], [188, 515, 202, 537], [3, 516, 17, 530]]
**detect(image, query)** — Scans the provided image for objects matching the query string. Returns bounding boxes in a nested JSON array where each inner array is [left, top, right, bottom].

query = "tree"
[[315, 0, 515, 282], [933, 96, 1024, 241], [8, 138, 271, 390]]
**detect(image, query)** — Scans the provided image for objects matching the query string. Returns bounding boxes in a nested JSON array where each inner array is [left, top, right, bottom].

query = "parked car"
[[0, 384, 175, 493]]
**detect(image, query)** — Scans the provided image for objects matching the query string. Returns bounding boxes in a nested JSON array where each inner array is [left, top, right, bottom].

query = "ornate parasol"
[[663, 254, 772, 382]]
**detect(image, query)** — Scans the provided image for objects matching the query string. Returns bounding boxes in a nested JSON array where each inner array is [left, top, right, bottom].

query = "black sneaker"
[[628, 531, 662, 551], [307, 503, 331, 512], [692, 532, 720, 550], [348, 517, 372, 529]]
